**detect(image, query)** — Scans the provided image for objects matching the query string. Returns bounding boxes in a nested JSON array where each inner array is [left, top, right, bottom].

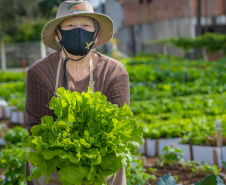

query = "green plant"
[[222, 161, 226, 170], [0, 71, 25, 82], [8, 94, 26, 112], [146, 167, 157, 173], [182, 160, 197, 172], [157, 173, 176, 185], [126, 57, 226, 103], [158, 146, 184, 167], [194, 174, 224, 185], [126, 153, 156, 185], [145, 33, 226, 55], [14, 19, 47, 42], [201, 162, 219, 175], [0, 82, 25, 101], [131, 92, 226, 144], [156, 174, 224, 185], [4, 126, 29, 146], [173, 175, 178, 181], [0, 146, 29, 185], [23, 86, 144, 185], [183, 161, 219, 175]]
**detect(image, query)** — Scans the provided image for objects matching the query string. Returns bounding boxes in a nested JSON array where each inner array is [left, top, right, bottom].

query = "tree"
[[38, 0, 65, 18], [0, 0, 40, 41], [0, 0, 21, 40], [18, 0, 40, 20]]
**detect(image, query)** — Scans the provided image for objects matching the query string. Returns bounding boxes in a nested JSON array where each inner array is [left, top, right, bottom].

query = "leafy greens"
[[24, 86, 144, 185]]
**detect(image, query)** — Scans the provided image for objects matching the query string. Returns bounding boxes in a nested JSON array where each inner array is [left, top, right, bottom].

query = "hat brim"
[[41, 13, 114, 50]]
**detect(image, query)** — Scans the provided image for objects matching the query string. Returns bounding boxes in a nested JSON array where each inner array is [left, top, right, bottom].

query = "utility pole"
[[1, 41, 6, 71], [100, 0, 108, 54], [196, 0, 202, 36], [101, 0, 105, 14], [197, 0, 206, 60], [204, 0, 208, 33], [209, 0, 215, 26]]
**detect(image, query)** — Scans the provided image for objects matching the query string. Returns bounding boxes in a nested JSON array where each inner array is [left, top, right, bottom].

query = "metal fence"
[[3, 41, 55, 69], [143, 43, 185, 57]]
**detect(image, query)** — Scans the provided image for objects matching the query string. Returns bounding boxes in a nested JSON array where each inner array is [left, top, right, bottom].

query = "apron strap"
[[54, 52, 95, 95], [89, 59, 95, 92], [54, 53, 62, 97]]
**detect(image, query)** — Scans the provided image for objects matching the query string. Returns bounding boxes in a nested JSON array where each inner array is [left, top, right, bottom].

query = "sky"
[[87, 0, 106, 8]]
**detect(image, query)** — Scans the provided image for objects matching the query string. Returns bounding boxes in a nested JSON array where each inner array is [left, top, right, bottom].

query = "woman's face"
[[60, 16, 95, 32], [55, 16, 97, 43]]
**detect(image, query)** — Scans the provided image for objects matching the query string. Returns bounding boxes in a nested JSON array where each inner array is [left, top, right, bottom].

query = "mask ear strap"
[[55, 28, 71, 90], [55, 27, 69, 60], [94, 28, 99, 42]]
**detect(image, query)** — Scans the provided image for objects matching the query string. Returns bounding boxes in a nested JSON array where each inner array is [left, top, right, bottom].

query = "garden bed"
[[147, 164, 225, 185], [174, 144, 222, 167], [137, 138, 180, 156]]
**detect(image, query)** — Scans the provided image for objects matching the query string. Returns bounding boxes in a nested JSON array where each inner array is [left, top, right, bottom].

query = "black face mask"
[[59, 27, 95, 56]]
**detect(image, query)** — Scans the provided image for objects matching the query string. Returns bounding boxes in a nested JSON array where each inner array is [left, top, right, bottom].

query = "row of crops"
[[1, 54, 225, 145], [0, 54, 226, 184], [123, 54, 226, 146], [0, 71, 27, 184], [0, 72, 26, 111], [124, 55, 226, 181]]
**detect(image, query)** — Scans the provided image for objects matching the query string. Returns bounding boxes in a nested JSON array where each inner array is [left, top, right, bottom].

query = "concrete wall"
[[102, 0, 226, 56], [95, 0, 124, 34], [115, 18, 192, 56], [105, 0, 124, 34], [94, 0, 124, 54], [115, 14, 226, 56]]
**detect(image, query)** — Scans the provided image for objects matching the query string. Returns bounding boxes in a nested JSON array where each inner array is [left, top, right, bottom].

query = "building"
[[104, 0, 226, 56]]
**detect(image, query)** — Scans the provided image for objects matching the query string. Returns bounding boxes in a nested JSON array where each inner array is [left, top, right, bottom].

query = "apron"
[[28, 53, 126, 185]]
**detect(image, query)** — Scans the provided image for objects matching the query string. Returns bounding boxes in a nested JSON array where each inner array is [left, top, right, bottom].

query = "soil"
[[143, 156, 226, 185], [147, 164, 216, 185]]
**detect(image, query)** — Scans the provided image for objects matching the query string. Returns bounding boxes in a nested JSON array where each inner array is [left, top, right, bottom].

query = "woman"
[[25, 0, 129, 185]]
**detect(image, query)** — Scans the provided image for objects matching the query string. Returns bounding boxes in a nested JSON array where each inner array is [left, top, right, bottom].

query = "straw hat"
[[41, 0, 114, 50]]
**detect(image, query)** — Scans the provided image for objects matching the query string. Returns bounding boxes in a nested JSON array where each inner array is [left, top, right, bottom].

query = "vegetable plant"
[[8, 93, 26, 112], [0, 146, 29, 185], [158, 146, 184, 167], [157, 173, 176, 185], [0, 71, 25, 82], [183, 161, 219, 175], [0, 82, 25, 101], [194, 174, 224, 185], [5, 126, 29, 146], [126, 153, 156, 185], [156, 174, 224, 185]]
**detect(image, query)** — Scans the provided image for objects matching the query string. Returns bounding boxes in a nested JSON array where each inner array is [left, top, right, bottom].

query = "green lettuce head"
[[24, 86, 144, 185]]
